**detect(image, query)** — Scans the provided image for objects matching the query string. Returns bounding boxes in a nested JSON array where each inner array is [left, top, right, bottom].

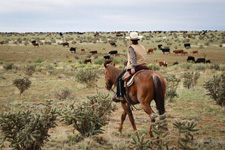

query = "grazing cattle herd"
[[0, 31, 218, 67]]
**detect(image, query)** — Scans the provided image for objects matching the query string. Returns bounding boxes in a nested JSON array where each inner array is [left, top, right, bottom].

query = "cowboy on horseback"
[[113, 32, 148, 102]]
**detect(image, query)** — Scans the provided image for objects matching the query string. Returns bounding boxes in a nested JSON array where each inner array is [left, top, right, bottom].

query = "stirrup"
[[112, 95, 125, 102]]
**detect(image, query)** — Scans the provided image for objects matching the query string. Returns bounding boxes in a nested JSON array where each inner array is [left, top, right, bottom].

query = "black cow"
[[187, 56, 195, 62], [70, 47, 76, 53], [110, 42, 117, 47], [160, 48, 170, 54], [109, 50, 118, 55], [158, 44, 163, 49], [31, 40, 36, 44], [184, 43, 191, 48], [173, 61, 179, 65], [103, 55, 110, 60], [195, 58, 206, 63], [59, 32, 63, 37], [206, 60, 211, 63]]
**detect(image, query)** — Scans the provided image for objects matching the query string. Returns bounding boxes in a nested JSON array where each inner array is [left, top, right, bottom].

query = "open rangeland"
[[0, 31, 224, 150]]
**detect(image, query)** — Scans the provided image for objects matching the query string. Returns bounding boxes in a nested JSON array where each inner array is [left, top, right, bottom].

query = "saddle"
[[122, 70, 146, 87]]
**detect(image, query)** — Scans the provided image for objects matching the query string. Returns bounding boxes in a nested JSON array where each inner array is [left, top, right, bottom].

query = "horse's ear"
[[112, 62, 115, 66]]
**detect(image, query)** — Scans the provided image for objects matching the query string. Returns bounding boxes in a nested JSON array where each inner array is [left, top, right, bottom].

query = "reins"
[[109, 85, 142, 111]]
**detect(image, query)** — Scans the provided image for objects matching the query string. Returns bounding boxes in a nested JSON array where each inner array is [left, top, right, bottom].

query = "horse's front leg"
[[119, 110, 127, 132], [121, 102, 137, 132]]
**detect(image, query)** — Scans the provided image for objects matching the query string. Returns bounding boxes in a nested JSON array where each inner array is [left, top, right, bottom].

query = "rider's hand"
[[131, 68, 135, 74]]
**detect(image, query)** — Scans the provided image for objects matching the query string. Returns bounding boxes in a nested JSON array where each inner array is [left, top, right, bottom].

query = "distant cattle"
[[184, 43, 191, 48], [147, 48, 154, 54], [94, 33, 99, 37], [70, 47, 76, 53], [59, 32, 63, 37], [31, 40, 36, 44], [90, 50, 97, 55], [84, 58, 92, 64], [160, 48, 170, 54], [61, 42, 69, 47], [173, 49, 184, 55], [109, 50, 118, 55], [159, 61, 168, 67], [190, 50, 198, 54], [195, 58, 206, 63], [32, 43, 39, 47], [115, 53, 120, 56], [173, 61, 179, 65], [206, 60, 211, 63], [103, 55, 110, 60], [0, 41, 4, 45], [187, 56, 195, 62], [110, 42, 117, 47], [158, 44, 163, 49], [81, 48, 85, 52], [116, 32, 123, 36], [182, 52, 188, 55]]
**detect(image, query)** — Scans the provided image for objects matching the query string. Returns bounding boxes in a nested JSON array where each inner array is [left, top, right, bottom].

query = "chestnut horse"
[[104, 64, 166, 137]]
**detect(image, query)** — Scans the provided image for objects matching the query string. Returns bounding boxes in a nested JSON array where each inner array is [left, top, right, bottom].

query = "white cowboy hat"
[[125, 32, 143, 40]]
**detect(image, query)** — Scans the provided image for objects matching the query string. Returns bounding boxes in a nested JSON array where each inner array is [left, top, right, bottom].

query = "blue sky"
[[0, 0, 224, 32]]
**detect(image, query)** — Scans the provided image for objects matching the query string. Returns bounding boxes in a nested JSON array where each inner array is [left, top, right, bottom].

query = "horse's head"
[[104, 63, 115, 90]]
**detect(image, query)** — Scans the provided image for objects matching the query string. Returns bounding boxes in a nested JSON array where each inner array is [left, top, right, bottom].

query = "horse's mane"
[[106, 64, 122, 85]]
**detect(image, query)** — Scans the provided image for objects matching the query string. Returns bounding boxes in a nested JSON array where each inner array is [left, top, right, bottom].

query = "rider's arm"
[[129, 46, 136, 68]]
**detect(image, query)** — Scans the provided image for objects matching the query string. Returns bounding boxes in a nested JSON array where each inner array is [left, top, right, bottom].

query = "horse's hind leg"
[[121, 102, 137, 132], [119, 110, 127, 132], [140, 101, 155, 137]]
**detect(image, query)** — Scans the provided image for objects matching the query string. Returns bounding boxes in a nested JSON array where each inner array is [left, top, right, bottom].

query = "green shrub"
[[75, 68, 99, 87], [130, 132, 151, 150], [173, 120, 199, 150], [35, 58, 42, 64], [13, 77, 31, 94], [61, 92, 115, 137], [68, 59, 73, 63], [0, 101, 58, 150], [3, 63, 14, 70], [195, 64, 206, 71], [209, 64, 220, 70], [148, 64, 160, 71], [25, 64, 36, 76], [199, 45, 204, 49], [203, 74, 225, 106], [180, 63, 192, 69], [183, 72, 200, 89], [151, 113, 172, 150], [94, 59, 104, 65], [164, 74, 180, 101]]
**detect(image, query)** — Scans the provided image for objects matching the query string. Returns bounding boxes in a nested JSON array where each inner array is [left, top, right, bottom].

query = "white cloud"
[[0, 0, 224, 31]]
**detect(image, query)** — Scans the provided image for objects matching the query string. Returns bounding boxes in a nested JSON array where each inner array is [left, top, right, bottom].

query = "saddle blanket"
[[124, 70, 146, 87]]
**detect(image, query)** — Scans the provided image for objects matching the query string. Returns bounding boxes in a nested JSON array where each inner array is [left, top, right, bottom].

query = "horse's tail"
[[153, 74, 165, 115]]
